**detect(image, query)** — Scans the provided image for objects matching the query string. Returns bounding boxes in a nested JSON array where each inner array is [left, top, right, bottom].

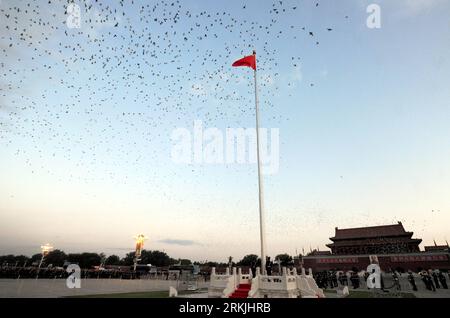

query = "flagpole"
[[253, 50, 267, 275]]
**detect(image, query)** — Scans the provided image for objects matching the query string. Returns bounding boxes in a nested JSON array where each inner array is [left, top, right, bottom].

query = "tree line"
[[0, 250, 182, 269], [233, 253, 293, 267], [1, 251, 294, 269]]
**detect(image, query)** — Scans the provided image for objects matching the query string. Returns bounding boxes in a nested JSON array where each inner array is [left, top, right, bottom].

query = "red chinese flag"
[[232, 53, 256, 70]]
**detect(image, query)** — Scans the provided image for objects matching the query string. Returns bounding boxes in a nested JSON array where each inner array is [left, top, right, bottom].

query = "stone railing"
[[296, 268, 325, 298], [248, 273, 260, 298], [237, 268, 252, 285], [208, 266, 325, 298], [248, 267, 298, 298], [208, 267, 236, 298], [208, 267, 253, 298]]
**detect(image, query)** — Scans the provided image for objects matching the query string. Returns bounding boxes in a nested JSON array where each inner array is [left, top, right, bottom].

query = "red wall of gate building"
[[303, 253, 450, 272]]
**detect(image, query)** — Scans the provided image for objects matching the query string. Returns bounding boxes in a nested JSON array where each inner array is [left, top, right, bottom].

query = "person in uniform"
[[407, 270, 418, 291], [432, 270, 441, 289], [425, 271, 436, 291], [438, 271, 448, 289], [428, 269, 437, 290], [332, 270, 338, 288], [421, 271, 431, 290], [392, 271, 401, 291], [265, 257, 272, 276], [351, 271, 360, 289], [250, 261, 257, 278]]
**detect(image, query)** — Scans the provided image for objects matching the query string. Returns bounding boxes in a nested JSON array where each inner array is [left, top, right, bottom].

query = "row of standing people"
[[413, 270, 449, 291], [313, 269, 449, 292]]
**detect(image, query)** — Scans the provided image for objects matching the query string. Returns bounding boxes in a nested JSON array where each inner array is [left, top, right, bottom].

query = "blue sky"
[[0, 0, 449, 261]]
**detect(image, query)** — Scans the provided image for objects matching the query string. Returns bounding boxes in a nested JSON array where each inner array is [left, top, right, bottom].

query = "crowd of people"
[[0, 264, 211, 281], [0, 266, 146, 279], [417, 270, 449, 291], [314, 270, 362, 289], [314, 270, 365, 289], [313, 269, 449, 293]]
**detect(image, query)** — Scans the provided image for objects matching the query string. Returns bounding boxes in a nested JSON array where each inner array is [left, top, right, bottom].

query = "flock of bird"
[[0, 0, 349, 209]]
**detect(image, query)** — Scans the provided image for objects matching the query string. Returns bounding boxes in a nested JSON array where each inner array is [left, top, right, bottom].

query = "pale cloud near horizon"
[[158, 239, 202, 246]]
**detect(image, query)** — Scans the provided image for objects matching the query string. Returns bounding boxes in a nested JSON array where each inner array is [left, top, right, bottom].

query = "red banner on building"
[[317, 258, 358, 264], [391, 255, 448, 262]]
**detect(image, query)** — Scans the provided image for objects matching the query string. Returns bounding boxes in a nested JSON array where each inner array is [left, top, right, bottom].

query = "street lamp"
[[133, 234, 147, 272], [37, 243, 53, 278]]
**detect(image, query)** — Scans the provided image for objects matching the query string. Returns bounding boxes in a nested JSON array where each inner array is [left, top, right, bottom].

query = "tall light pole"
[[133, 234, 147, 272], [37, 243, 53, 278]]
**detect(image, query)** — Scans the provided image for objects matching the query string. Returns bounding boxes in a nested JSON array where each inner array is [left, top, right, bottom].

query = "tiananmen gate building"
[[302, 222, 450, 272]]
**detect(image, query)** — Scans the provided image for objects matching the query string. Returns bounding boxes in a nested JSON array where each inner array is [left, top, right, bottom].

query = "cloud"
[[393, 0, 447, 16], [82, 6, 122, 40], [292, 66, 302, 82], [284, 66, 302, 89], [320, 68, 328, 78], [404, 0, 446, 11], [261, 74, 275, 86], [216, 71, 230, 82], [158, 239, 201, 246], [190, 83, 207, 96]]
